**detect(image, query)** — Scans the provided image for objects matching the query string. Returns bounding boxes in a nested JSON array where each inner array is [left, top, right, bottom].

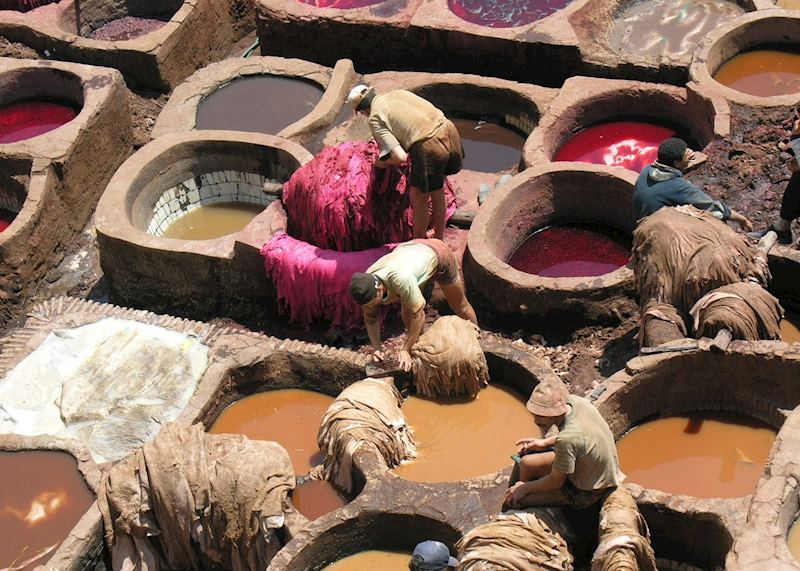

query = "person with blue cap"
[[409, 540, 459, 570]]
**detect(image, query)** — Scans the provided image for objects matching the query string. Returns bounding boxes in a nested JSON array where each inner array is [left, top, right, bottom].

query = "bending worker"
[[346, 84, 464, 240], [506, 381, 622, 510], [633, 137, 752, 230], [349, 238, 477, 371]]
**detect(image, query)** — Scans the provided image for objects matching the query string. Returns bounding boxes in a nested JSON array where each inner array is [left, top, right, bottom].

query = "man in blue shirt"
[[632, 137, 752, 231]]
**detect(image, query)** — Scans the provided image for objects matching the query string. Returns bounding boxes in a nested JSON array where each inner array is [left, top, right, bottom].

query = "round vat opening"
[[208, 388, 348, 521], [642, 507, 732, 569], [0, 449, 95, 570], [0, 0, 58, 12], [508, 222, 631, 278], [714, 46, 800, 97], [394, 383, 538, 483], [554, 119, 692, 173], [133, 140, 302, 240], [196, 75, 324, 136], [294, 0, 386, 9], [61, 0, 182, 41], [0, 68, 82, 144], [781, 307, 800, 342], [617, 411, 776, 498], [447, 0, 574, 28], [608, 0, 745, 59], [410, 83, 539, 174], [0, 165, 27, 233], [451, 117, 526, 173], [280, 513, 460, 571]]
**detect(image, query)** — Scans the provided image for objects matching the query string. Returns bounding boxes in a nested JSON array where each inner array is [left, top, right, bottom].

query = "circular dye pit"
[[609, 0, 744, 59], [209, 389, 347, 520], [0, 208, 17, 232], [1, 450, 95, 571], [393, 384, 539, 483], [447, 0, 573, 28], [88, 16, 169, 41], [451, 118, 525, 173], [196, 76, 323, 135], [0, 101, 79, 144], [324, 550, 412, 570], [296, 0, 385, 7], [508, 223, 631, 278], [616, 413, 777, 498], [713, 49, 800, 97], [554, 120, 677, 172], [781, 308, 800, 343], [161, 202, 264, 240]]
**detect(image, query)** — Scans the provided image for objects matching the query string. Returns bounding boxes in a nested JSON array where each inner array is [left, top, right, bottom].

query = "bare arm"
[[728, 209, 753, 231], [516, 433, 558, 454], [398, 305, 425, 371], [364, 306, 382, 351], [375, 145, 408, 168]]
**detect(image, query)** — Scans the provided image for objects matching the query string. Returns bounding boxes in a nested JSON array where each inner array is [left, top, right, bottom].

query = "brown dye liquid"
[[713, 50, 800, 97], [788, 519, 800, 561], [324, 550, 412, 570], [162, 203, 263, 241], [292, 480, 348, 521], [208, 388, 334, 474], [1, 451, 95, 570], [781, 309, 800, 343], [393, 384, 540, 483], [196, 75, 323, 135], [777, 0, 800, 8], [450, 117, 525, 173], [616, 413, 776, 498]]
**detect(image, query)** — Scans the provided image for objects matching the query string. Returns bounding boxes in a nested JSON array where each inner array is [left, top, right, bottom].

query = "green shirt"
[[366, 243, 438, 313], [552, 395, 622, 491]]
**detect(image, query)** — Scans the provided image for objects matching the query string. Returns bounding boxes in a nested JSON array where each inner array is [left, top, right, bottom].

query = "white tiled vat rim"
[[147, 170, 278, 236]]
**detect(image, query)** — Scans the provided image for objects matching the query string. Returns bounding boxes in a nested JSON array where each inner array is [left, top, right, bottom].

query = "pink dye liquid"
[[555, 121, 677, 173], [508, 223, 631, 277], [448, 0, 573, 28], [296, 0, 385, 8], [0, 101, 78, 144], [0, 209, 16, 232]]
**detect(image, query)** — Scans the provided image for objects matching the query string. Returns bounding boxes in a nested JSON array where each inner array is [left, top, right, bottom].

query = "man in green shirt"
[[349, 238, 477, 372], [506, 381, 622, 509], [347, 84, 464, 240]]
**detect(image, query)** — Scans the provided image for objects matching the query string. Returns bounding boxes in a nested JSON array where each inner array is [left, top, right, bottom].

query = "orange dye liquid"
[[776, 0, 800, 8], [787, 519, 800, 561], [324, 550, 412, 570], [208, 388, 333, 474], [393, 384, 540, 483], [1, 451, 95, 571], [292, 480, 348, 521], [781, 309, 800, 343], [713, 50, 800, 97], [616, 413, 776, 498]]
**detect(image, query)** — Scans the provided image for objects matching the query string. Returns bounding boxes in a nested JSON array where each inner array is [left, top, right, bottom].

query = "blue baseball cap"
[[411, 541, 459, 570]]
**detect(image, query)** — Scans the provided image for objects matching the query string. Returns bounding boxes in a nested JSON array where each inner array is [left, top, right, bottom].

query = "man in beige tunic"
[[506, 381, 623, 509], [347, 84, 464, 240]]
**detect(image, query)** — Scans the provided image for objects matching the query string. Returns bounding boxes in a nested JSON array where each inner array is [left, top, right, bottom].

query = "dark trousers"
[[780, 172, 800, 221]]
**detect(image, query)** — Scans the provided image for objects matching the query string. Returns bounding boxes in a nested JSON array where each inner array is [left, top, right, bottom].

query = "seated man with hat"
[[506, 381, 622, 509], [409, 540, 459, 570]]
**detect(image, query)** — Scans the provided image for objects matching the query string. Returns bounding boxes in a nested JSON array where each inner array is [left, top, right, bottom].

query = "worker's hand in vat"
[[729, 210, 753, 232], [505, 481, 528, 508], [370, 349, 386, 362], [398, 350, 413, 372], [516, 437, 547, 454]]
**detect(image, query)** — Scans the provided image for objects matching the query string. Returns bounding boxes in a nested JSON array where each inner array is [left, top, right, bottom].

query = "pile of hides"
[[98, 424, 297, 571], [456, 509, 575, 571], [261, 233, 395, 331], [633, 206, 775, 343], [690, 282, 782, 341], [281, 140, 457, 251], [317, 377, 416, 494], [411, 316, 488, 397], [0, 318, 208, 462], [591, 487, 657, 571]]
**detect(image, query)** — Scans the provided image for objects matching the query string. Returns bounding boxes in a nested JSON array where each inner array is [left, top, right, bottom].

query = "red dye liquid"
[[508, 223, 631, 278], [448, 0, 573, 28], [555, 121, 677, 173], [0, 209, 16, 232], [0, 101, 78, 144], [296, 0, 385, 8]]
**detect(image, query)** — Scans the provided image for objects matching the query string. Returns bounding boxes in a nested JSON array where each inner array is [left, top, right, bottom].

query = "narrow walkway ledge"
[[0, 0, 252, 91], [152, 57, 357, 142], [95, 131, 311, 322], [464, 162, 637, 326]]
